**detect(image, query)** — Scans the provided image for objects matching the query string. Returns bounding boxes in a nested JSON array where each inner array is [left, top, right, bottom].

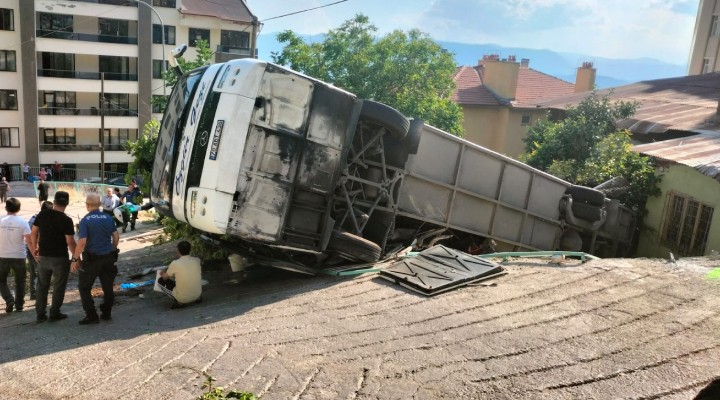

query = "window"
[[0, 8, 13, 31], [43, 128, 76, 144], [221, 30, 249, 49], [39, 91, 76, 114], [0, 128, 19, 147], [102, 93, 130, 116], [38, 12, 73, 32], [521, 115, 531, 125], [99, 18, 128, 37], [702, 58, 713, 74], [661, 192, 714, 256], [152, 59, 168, 79], [712, 15, 720, 37], [103, 128, 131, 148], [40, 52, 75, 74], [0, 90, 17, 110], [99, 55, 134, 80], [153, 0, 176, 7], [188, 28, 210, 47], [0, 50, 16, 72], [152, 95, 167, 113], [153, 24, 175, 45]]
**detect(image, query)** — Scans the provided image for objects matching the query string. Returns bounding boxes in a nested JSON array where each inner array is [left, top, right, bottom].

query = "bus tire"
[[565, 185, 606, 206], [360, 100, 410, 139], [327, 230, 382, 263], [571, 202, 604, 222]]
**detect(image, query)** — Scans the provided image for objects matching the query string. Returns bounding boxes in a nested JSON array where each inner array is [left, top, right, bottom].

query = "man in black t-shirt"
[[29, 191, 76, 323]]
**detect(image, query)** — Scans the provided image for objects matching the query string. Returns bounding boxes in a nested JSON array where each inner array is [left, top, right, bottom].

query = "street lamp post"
[[129, 0, 166, 96]]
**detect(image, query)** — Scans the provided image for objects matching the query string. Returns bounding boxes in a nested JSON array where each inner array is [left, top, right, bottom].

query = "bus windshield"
[[150, 67, 207, 217]]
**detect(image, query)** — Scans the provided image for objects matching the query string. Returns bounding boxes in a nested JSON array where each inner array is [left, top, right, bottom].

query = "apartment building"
[[688, 0, 720, 74], [0, 0, 257, 178]]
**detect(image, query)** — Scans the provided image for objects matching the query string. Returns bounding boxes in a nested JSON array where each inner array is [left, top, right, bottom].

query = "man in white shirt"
[[0, 198, 31, 313], [157, 241, 202, 309]]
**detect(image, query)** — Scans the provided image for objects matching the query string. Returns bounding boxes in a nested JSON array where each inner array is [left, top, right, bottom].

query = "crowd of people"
[[0, 191, 204, 323]]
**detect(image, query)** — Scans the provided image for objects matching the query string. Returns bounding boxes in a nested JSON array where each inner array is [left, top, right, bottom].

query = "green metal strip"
[[475, 251, 600, 262]]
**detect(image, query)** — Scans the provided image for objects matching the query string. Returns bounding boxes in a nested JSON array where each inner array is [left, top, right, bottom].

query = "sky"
[[247, 0, 700, 65]]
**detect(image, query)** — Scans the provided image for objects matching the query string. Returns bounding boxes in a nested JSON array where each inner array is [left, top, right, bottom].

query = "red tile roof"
[[179, 0, 256, 23], [452, 65, 575, 107]]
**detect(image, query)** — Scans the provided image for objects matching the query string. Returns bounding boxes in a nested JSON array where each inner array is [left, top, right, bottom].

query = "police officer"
[[71, 193, 119, 325]]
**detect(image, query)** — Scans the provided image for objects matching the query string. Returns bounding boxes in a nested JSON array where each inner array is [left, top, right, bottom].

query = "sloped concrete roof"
[[179, 0, 256, 23]]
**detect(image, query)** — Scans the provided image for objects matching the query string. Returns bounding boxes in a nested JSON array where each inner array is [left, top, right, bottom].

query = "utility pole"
[[100, 72, 105, 184]]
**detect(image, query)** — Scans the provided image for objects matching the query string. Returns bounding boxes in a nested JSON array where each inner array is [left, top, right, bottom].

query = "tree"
[[124, 118, 158, 194], [522, 91, 659, 211], [271, 14, 464, 135], [152, 39, 213, 113]]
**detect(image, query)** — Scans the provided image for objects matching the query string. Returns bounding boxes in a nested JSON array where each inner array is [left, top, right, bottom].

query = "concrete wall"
[[461, 105, 546, 159], [637, 163, 720, 257]]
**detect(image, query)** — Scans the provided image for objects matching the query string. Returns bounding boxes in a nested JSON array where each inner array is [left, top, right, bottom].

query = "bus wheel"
[[327, 230, 382, 263], [360, 100, 410, 139]]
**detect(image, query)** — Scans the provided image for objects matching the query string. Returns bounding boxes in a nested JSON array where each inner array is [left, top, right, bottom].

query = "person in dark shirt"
[[37, 179, 49, 205], [120, 183, 142, 231], [72, 193, 119, 324], [29, 191, 76, 323]]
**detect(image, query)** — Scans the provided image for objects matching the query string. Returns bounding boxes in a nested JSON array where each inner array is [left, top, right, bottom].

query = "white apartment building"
[[0, 0, 258, 178]]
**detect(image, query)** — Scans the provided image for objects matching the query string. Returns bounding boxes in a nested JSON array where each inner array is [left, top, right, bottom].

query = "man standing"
[[0, 177, 9, 203], [0, 198, 30, 313], [30, 191, 76, 323], [52, 161, 62, 181], [22, 162, 29, 181], [26, 201, 53, 300], [157, 241, 202, 309], [120, 183, 142, 231], [37, 178, 49, 205], [72, 193, 119, 324]]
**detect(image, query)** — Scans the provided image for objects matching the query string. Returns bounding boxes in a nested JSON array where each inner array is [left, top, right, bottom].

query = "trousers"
[[78, 253, 117, 318]]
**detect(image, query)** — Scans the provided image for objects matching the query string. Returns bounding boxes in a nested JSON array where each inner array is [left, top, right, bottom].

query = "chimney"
[[574, 61, 596, 93], [479, 54, 520, 100], [520, 58, 530, 68]]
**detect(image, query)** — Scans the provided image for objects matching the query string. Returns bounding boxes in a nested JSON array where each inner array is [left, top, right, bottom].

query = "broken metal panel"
[[380, 245, 505, 295], [252, 66, 314, 134]]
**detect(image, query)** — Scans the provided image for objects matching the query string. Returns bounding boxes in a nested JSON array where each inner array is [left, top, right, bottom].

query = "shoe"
[[15, 307, 23, 312], [48, 313, 68, 322], [100, 312, 112, 321], [130, 226, 136, 231], [37, 314, 48, 323], [170, 301, 186, 310], [5, 303, 13, 313], [78, 315, 100, 325], [194, 297, 203, 305]]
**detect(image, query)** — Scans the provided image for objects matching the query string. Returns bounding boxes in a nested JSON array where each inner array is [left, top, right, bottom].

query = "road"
[[0, 184, 719, 399]]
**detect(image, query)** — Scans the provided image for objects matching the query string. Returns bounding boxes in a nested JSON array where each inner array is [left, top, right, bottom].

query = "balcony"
[[36, 30, 138, 45], [215, 46, 257, 63], [68, 0, 137, 5], [37, 69, 138, 81], [40, 143, 128, 151], [38, 107, 138, 117]]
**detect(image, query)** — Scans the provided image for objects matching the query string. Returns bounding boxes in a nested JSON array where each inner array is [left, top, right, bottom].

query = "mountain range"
[[257, 33, 688, 89]]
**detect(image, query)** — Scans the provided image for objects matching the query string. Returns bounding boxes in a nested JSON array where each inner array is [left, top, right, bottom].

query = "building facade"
[[0, 0, 257, 179], [688, 0, 720, 75], [452, 56, 595, 159]]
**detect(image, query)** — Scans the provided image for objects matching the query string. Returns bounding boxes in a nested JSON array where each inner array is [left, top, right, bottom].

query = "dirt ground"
[[0, 185, 719, 399]]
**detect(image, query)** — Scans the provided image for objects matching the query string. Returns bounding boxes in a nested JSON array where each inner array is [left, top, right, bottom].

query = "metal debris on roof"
[[380, 245, 505, 296]]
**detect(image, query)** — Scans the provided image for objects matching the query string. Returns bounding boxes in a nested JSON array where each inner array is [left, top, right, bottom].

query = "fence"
[[2, 166, 126, 183]]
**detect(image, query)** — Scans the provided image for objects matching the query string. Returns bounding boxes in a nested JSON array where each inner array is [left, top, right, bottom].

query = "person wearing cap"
[[29, 191, 76, 323], [71, 193, 119, 325], [0, 198, 31, 314]]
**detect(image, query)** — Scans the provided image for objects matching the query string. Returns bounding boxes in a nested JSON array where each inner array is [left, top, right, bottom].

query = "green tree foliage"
[[152, 39, 213, 113], [123, 118, 159, 193], [271, 14, 464, 135], [522, 91, 659, 211]]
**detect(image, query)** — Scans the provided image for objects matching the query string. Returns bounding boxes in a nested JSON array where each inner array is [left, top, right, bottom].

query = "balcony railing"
[[37, 69, 138, 81], [39, 144, 128, 151], [37, 30, 138, 45], [216, 45, 253, 56], [67, 0, 137, 5], [38, 107, 138, 117]]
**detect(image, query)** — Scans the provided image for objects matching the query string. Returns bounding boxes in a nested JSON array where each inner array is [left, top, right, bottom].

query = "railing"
[[68, 0, 137, 5], [36, 30, 138, 45], [38, 107, 138, 117], [216, 45, 253, 55], [39, 144, 128, 151], [37, 69, 138, 81]]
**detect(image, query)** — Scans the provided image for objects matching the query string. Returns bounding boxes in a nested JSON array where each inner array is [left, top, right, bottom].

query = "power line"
[[260, 0, 349, 23]]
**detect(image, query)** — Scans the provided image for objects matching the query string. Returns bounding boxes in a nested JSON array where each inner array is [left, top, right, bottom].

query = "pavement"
[[0, 183, 719, 399]]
